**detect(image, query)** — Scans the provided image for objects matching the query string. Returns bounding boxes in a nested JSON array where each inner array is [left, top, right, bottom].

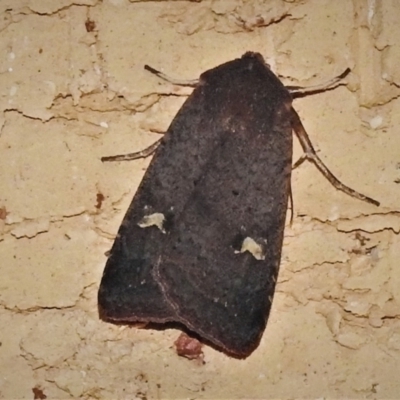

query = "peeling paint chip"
[[235, 237, 267, 260], [369, 115, 383, 129], [138, 212, 166, 233]]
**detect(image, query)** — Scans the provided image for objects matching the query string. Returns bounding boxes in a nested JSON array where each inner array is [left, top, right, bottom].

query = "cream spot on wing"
[[235, 237, 267, 260], [137, 212, 165, 233]]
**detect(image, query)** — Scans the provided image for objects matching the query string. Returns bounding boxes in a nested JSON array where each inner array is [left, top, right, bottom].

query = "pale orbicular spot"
[[137, 212, 166, 233], [234, 236, 267, 260]]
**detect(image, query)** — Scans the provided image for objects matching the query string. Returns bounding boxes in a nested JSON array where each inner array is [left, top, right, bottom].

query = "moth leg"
[[101, 138, 162, 162], [102, 62, 196, 163], [145, 65, 199, 87], [288, 184, 294, 225], [292, 154, 307, 170], [287, 68, 350, 96], [291, 109, 380, 206]]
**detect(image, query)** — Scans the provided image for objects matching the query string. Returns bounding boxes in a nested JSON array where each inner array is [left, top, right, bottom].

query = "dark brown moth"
[[98, 52, 379, 358]]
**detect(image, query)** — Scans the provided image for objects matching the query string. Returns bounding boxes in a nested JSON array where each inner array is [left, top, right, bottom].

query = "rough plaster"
[[0, 0, 399, 398]]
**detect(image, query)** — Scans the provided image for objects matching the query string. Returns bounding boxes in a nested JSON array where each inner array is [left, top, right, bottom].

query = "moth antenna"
[[144, 65, 199, 87], [287, 68, 351, 96]]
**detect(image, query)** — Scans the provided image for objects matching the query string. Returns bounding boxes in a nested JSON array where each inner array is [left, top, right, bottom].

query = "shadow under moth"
[[98, 52, 379, 358]]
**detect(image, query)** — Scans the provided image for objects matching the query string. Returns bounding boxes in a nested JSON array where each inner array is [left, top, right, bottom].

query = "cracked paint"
[[0, 0, 399, 398]]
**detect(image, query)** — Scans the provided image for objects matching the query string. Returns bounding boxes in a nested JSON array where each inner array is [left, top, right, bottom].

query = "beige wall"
[[0, 0, 399, 398]]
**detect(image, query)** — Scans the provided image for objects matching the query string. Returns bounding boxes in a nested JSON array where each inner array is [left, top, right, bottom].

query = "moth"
[[98, 52, 379, 358]]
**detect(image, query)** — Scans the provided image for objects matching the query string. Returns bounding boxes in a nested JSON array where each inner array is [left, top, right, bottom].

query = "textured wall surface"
[[0, 0, 399, 398]]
